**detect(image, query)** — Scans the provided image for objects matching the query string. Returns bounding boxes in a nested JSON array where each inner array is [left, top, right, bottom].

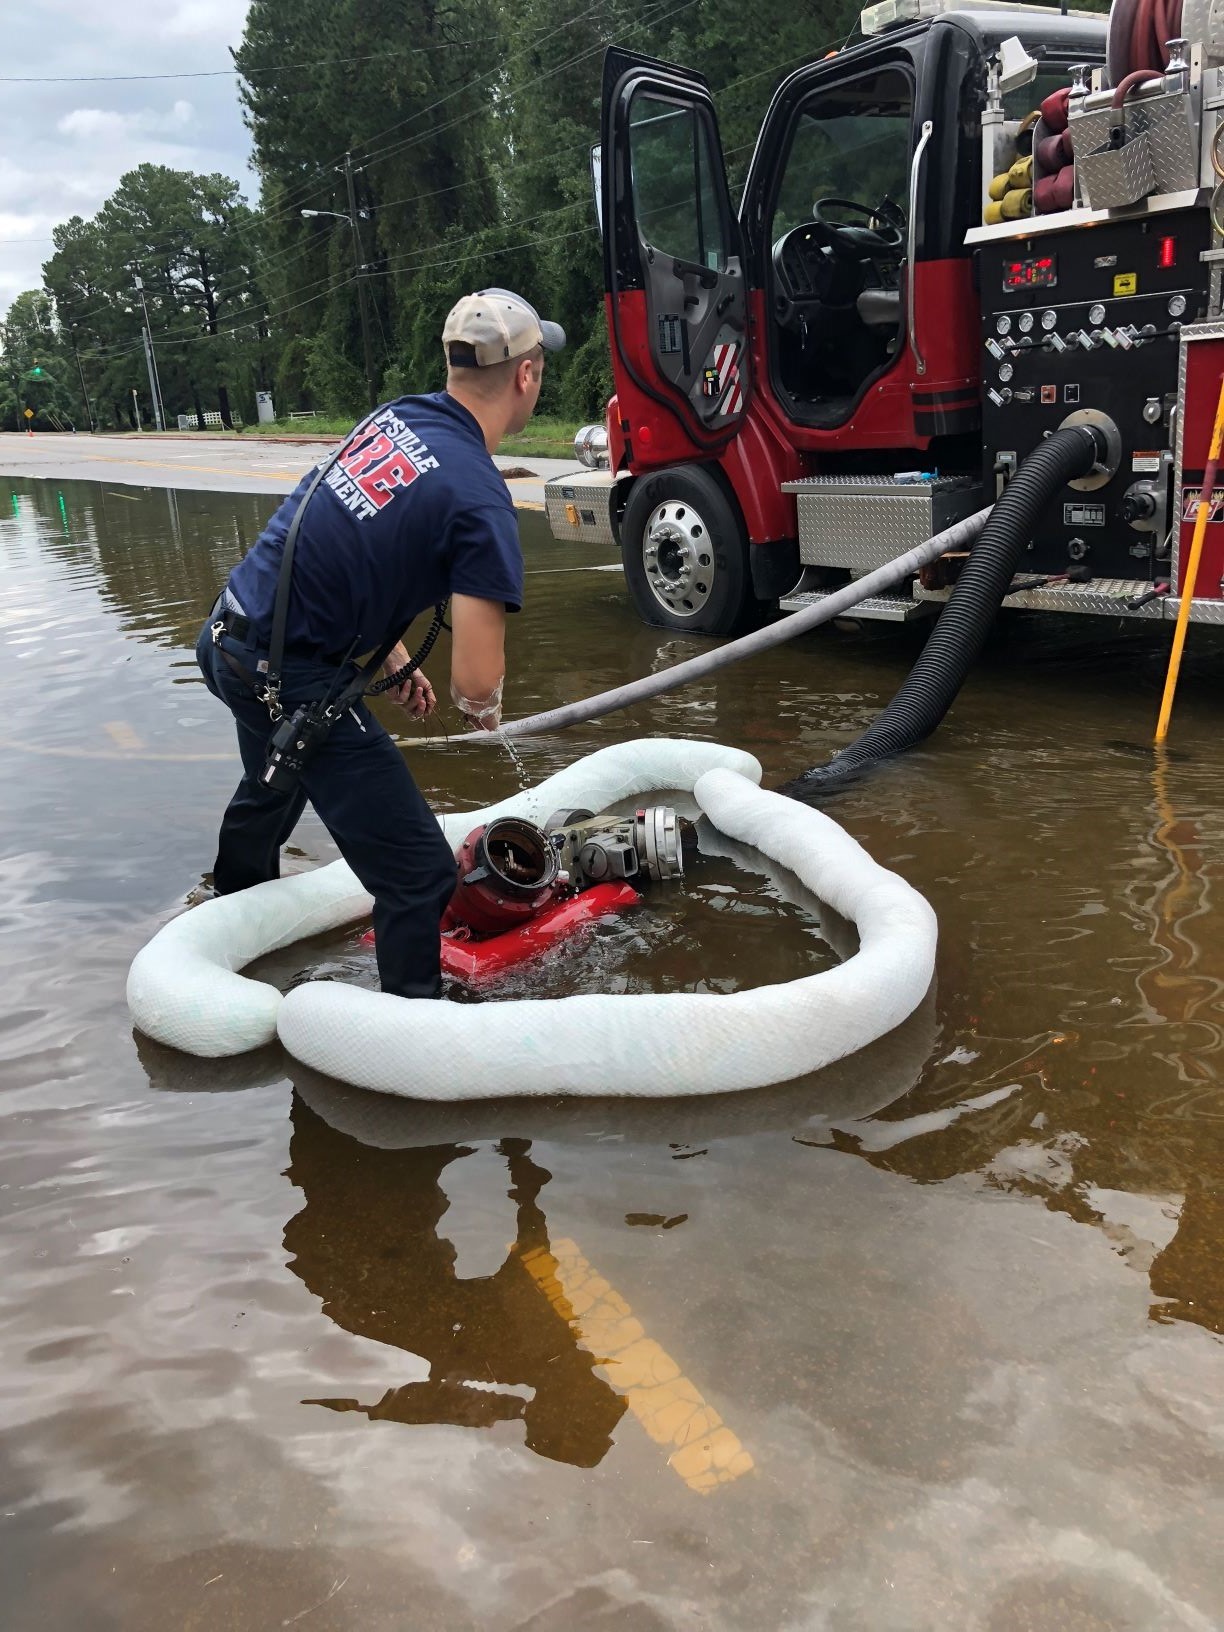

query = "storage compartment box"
[[781, 475, 983, 570]]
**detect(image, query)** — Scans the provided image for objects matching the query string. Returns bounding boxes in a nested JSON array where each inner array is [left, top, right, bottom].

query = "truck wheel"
[[620, 466, 755, 636]]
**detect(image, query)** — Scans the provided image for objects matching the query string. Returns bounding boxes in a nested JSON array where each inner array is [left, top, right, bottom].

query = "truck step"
[[914, 576, 1179, 619], [778, 588, 935, 623]]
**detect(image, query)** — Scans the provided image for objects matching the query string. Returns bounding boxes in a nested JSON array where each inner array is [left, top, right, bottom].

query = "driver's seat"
[[856, 288, 901, 329]]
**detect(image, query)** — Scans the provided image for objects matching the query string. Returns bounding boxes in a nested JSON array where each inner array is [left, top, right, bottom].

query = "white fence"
[[175, 411, 244, 431]]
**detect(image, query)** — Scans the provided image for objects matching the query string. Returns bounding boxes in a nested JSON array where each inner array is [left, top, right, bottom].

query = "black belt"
[[214, 605, 254, 644]]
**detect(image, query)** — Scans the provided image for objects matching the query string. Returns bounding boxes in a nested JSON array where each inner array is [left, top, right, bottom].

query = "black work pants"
[[196, 622, 457, 1000]]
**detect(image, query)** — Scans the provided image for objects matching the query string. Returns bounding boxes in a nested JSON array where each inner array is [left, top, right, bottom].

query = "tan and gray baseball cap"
[[443, 287, 566, 367]]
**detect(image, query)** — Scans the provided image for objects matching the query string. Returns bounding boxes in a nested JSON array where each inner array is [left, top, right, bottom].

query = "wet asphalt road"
[[0, 472, 1222, 1630], [0, 429, 577, 508]]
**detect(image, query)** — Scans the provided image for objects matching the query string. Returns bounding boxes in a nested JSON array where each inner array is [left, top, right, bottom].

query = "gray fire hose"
[[490, 506, 992, 740]]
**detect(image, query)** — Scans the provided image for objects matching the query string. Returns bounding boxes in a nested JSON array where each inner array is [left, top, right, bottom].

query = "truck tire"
[[620, 466, 756, 636]]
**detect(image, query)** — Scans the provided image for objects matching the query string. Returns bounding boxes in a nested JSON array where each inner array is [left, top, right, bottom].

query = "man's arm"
[[449, 593, 507, 730]]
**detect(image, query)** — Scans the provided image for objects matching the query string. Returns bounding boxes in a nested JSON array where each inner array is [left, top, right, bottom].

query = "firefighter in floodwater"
[[196, 290, 565, 1000]]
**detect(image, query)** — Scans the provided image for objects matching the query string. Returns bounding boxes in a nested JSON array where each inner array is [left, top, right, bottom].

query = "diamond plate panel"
[[1078, 133, 1157, 210], [778, 589, 934, 623], [1071, 89, 1198, 202], [544, 473, 619, 546], [782, 478, 981, 570], [1143, 97, 1198, 193], [912, 575, 1224, 621]]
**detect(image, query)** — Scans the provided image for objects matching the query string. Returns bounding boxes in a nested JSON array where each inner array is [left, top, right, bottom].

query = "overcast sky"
[[0, 0, 257, 312]]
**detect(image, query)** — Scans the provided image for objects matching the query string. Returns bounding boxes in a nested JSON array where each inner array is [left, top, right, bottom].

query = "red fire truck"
[[545, 0, 1224, 641]]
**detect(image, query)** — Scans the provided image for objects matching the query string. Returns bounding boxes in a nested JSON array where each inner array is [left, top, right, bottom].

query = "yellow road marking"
[[81, 452, 303, 481], [0, 733, 441, 761], [0, 737, 236, 762], [520, 1237, 754, 1494], [103, 720, 145, 751]]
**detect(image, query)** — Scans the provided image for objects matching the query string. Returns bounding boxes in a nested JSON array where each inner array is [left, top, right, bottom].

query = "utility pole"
[[68, 331, 95, 432], [132, 273, 165, 431], [344, 151, 379, 411], [140, 325, 163, 432]]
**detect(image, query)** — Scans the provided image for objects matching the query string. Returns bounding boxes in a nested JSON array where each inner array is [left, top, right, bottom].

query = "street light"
[[300, 156, 377, 410]]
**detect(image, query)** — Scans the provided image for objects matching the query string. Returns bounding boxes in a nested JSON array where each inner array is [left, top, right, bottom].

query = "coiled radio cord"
[[365, 601, 449, 696]]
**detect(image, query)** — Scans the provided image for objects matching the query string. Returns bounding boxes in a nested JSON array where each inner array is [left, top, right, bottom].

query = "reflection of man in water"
[[284, 1098, 626, 1467]]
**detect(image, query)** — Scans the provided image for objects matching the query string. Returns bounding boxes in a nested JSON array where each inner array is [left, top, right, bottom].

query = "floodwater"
[[1, 475, 1222, 1632]]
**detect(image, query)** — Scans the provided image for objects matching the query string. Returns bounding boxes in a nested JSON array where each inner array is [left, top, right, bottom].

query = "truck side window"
[[772, 69, 913, 239], [629, 94, 726, 271]]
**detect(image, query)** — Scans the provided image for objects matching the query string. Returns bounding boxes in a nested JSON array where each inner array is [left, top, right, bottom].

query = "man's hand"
[[382, 644, 436, 718]]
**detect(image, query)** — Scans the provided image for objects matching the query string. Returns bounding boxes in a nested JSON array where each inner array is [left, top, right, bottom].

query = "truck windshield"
[[772, 68, 913, 239], [1002, 60, 1088, 121]]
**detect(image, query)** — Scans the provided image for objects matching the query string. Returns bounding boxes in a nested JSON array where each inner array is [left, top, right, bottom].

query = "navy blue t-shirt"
[[227, 392, 523, 657]]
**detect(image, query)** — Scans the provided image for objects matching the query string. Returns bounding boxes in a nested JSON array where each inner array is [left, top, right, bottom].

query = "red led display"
[[1159, 235, 1177, 269], [1002, 254, 1058, 291]]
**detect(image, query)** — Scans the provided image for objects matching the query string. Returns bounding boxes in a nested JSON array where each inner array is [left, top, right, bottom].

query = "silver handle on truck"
[[908, 119, 934, 378]]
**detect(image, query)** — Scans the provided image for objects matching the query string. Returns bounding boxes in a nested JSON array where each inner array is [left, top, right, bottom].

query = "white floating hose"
[[128, 739, 937, 1097], [278, 767, 936, 1098], [128, 739, 759, 1058]]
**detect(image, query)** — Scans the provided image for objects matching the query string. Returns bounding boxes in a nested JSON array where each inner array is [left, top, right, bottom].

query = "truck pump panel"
[[978, 209, 1211, 581]]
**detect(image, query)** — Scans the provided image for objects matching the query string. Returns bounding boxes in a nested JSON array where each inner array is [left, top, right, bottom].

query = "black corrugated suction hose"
[[779, 425, 1102, 801]]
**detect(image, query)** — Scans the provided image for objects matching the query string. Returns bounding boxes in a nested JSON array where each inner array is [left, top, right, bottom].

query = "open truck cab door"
[[562, 13, 1110, 638], [601, 47, 753, 469]]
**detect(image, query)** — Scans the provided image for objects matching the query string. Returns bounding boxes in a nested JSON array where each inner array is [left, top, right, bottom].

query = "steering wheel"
[[812, 197, 904, 262]]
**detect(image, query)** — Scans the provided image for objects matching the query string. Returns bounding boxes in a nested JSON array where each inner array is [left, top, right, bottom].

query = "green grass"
[[498, 416, 581, 461], [247, 415, 353, 438], [248, 412, 580, 460]]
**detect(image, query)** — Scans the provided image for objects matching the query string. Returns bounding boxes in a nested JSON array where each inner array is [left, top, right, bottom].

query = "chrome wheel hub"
[[641, 501, 715, 617]]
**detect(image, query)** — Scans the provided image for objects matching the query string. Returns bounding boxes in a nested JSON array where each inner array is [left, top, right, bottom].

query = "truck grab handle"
[[908, 119, 934, 378]]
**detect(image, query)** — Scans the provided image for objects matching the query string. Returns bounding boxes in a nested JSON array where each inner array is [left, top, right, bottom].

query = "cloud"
[[56, 101, 196, 140], [56, 99, 195, 140], [159, 0, 251, 41], [0, 2, 255, 312]]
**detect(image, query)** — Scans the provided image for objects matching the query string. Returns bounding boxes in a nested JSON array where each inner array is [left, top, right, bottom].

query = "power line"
[[0, 44, 483, 84], [27, 27, 834, 356], [375, 225, 594, 283], [244, 3, 606, 231], [357, 0, 697, 175]]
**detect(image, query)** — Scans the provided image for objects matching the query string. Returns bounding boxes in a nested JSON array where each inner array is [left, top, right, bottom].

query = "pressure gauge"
[[1088, 302, 1106, 325], [1041, 309, 1058, 330], [996, 314, 1013, 335], [1018, 311, 1035, 333], [1168, 294, 1187, 317], [998, 361, 1014, 382]]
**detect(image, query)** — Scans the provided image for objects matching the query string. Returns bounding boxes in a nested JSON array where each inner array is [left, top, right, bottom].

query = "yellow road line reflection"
[[519, 1237, 754, 1494], [103, 720, 145, 751]]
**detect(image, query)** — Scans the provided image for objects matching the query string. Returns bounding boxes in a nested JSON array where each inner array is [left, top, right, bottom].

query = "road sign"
[[23, 408, 33, 420]]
